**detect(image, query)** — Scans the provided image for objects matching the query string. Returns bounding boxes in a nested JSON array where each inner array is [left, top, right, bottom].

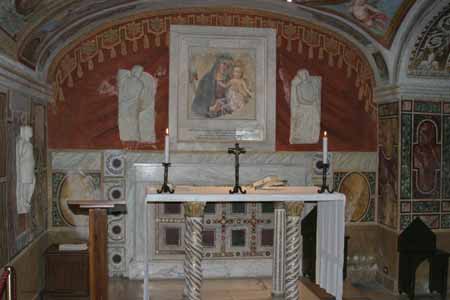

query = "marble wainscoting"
[[49, 151, 377, 279]]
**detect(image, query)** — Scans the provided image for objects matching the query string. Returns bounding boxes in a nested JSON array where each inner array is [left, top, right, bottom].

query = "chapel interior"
[[1, 0, 450, 299]]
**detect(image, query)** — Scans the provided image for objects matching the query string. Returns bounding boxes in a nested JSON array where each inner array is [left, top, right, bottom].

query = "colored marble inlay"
[[202, 230, 216, 248], [204, 203, 216, 214], [442, 215, 450, 229], [443, 116, 450, 198], [231, 229, 246, 247], [400, 214, 412, 231], [412, 116, 441, 199], [261, 202, 274, 214], [412, 201, 440, 213], [401, 114, 412, 199], [379, 103, 399, 117], [232, 203, 246, 214], [402, 100, 412, 112], [414, 101, 441, 114], [444, 103, 450, 114], [261, 229, 274, 247], [164, 203, 181, 215], [165, 228, 180, 246], [443, 201, 450, 212], [401, 201, 411, 213]]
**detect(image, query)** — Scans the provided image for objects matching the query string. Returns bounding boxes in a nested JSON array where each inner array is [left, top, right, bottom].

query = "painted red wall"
[[48, 9, 377, 151]]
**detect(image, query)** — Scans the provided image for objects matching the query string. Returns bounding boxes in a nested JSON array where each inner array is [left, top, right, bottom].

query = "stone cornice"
[[0, 53, 52, 101]]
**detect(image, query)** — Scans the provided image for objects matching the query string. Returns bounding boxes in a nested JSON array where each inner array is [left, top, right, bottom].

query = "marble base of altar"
[[143, 186, 345, 300]]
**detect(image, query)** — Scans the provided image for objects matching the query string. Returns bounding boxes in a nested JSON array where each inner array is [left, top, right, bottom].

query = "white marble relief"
[[290, 69, 322, 144], [16, 126, 35, 214], [117, 65, 157, 143]]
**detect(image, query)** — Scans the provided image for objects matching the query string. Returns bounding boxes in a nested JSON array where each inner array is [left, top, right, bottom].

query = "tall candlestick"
[[323, 131, 328, 164], [164, 128, 170, 163]]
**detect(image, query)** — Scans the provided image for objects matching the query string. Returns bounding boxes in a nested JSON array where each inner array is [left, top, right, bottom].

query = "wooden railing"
[[0, 266, 16, 300]]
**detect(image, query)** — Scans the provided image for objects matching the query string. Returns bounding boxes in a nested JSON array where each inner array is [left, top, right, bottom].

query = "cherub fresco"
[[350, 0, 388, 31]]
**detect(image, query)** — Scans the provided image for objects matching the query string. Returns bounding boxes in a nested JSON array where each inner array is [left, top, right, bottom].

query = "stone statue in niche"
[[117, 65, 157, 143], [16, 126, 35, 214], [289, 69, 321, 144]]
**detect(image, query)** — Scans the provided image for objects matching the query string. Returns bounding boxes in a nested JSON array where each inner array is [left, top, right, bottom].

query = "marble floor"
[[107, 278, 444, 300]]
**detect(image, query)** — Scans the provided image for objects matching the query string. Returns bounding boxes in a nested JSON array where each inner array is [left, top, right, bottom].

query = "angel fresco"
[[117, 65, 157, 143], [349, 0, 388, 31]]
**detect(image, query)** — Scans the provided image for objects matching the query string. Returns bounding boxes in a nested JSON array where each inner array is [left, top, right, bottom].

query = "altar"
[[143, 185, 345, 300]]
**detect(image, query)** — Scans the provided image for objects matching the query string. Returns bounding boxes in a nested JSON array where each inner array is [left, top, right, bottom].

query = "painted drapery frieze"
[[47, 9, 376, 151]]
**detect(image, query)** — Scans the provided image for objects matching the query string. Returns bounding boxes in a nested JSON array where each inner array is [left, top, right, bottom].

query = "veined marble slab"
[[51, 151, 102, 170], [128, 259, 272, 279], [144, 185, 343, 202]]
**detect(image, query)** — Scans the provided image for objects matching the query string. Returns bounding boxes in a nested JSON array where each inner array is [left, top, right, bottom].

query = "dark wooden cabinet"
[[42, 244, 89, 299]]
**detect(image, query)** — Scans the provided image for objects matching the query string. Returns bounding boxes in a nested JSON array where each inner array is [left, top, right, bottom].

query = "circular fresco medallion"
[[57, 173, 98, 226], [338, 172, 370, 222]]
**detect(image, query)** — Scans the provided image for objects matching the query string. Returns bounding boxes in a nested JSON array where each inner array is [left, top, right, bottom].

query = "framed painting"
[[169, 25, 276, 151]]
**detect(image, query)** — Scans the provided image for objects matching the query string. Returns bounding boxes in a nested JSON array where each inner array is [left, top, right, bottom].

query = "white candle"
[[322, 131, 328, 164], [164, 128, 170, 163]]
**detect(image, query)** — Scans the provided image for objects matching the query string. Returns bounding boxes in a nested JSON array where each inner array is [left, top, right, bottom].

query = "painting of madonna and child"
[[188, 47, 257, 120]]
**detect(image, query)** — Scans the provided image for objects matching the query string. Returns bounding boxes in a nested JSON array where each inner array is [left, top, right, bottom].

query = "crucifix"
[[228, 143, 246, 194]]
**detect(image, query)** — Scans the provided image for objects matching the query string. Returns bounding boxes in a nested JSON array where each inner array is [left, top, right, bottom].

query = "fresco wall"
[[45, 9, 379, 279], [47, 9, 376, 152], [408, 3, 450, 78]]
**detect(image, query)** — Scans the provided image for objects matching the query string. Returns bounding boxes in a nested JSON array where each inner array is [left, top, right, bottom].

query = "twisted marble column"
[[183, 202, 205, 300], [284, 202, 304, 300]]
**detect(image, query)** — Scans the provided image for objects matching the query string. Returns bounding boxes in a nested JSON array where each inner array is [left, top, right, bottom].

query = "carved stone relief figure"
[[290, 69, 322, 144], [16, 126, 35, 214], [117, 65, 157, 143]]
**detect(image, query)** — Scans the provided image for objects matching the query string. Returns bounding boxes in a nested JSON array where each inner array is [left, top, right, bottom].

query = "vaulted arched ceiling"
[[0, 0, 421, 70]]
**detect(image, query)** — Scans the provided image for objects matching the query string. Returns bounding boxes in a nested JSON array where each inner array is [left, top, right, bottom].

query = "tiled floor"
[[108, 278, 445, 300]]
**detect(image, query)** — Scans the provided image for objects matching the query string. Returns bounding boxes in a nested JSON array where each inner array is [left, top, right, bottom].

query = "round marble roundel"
[[338, 172, 370, 222]]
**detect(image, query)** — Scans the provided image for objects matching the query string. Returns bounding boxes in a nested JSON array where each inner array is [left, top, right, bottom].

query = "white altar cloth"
[[143, 186, 345, 300]]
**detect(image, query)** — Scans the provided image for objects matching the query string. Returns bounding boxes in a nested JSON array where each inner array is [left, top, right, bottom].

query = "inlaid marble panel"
[[399, 100, 450, 231], [378, 103, 399, 229]]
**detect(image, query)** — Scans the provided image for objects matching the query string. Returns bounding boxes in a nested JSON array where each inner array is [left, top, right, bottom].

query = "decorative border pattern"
[[333, 171, 375, 223], [47, 9, 375, 116], [154, 202, 273, 259], [400, 99, 450, 231]]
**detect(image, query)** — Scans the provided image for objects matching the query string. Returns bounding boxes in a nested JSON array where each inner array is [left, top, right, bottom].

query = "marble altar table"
[[143, 186, 345, 300]]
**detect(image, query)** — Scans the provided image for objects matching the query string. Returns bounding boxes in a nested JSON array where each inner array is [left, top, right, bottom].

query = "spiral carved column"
[[183, 202, 206, 300], [284, 202, 304, 300]]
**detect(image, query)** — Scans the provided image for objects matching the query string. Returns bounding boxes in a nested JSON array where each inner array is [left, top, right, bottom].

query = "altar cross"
[[228, 143, 246, 194]]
